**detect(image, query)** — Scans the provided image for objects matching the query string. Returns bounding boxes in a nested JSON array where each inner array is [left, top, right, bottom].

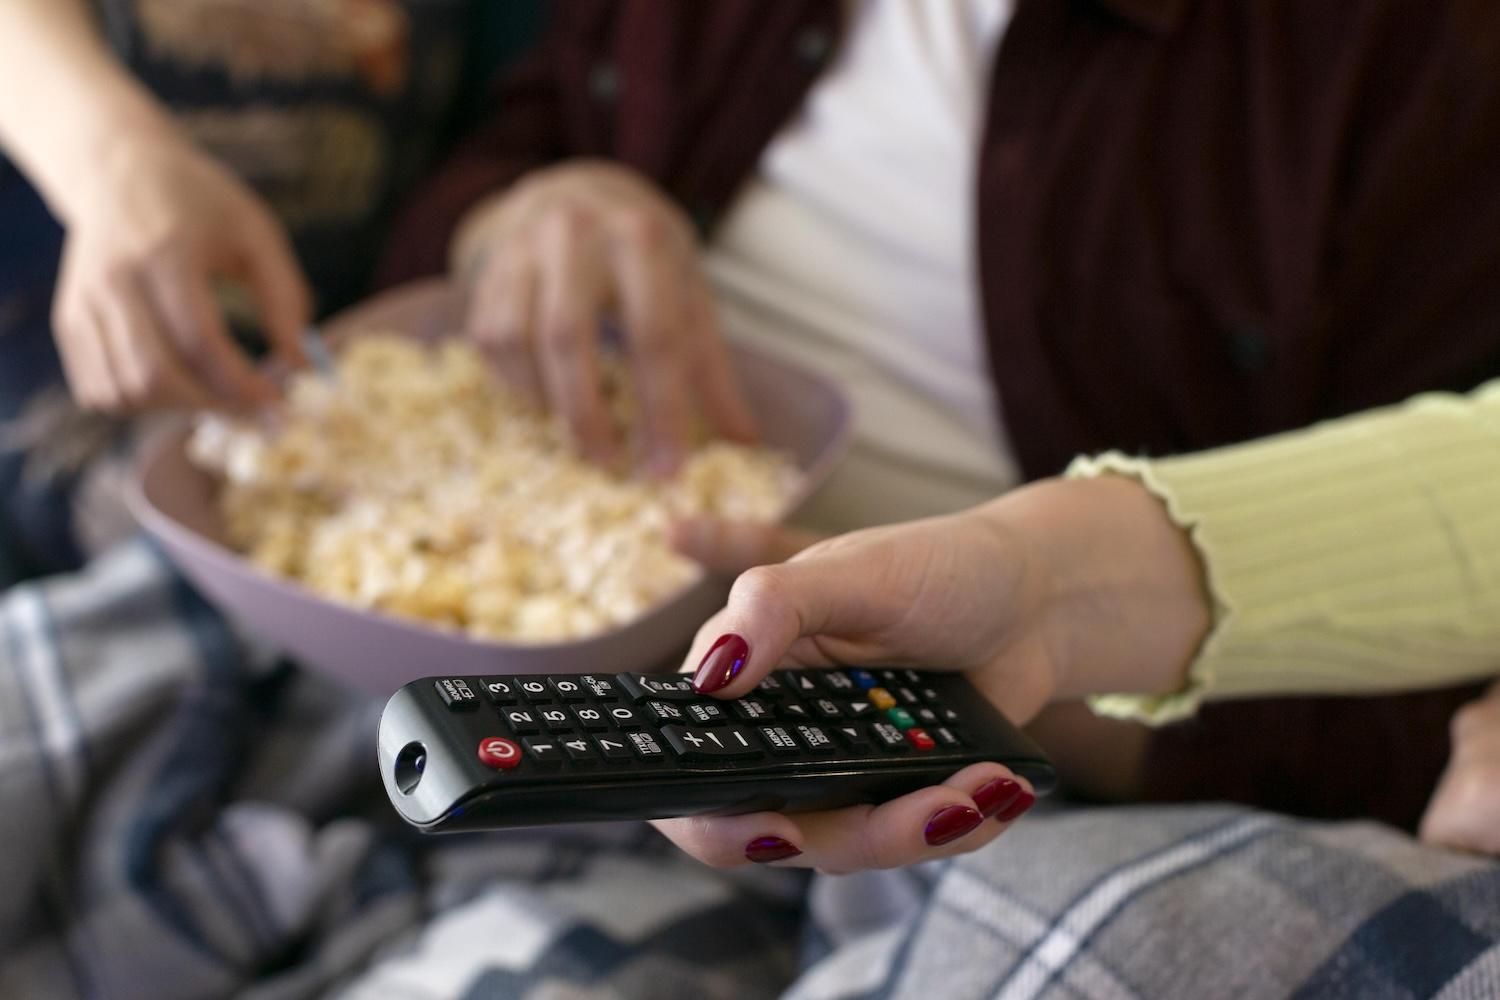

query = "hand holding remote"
[[653, 476, 1211, 871]]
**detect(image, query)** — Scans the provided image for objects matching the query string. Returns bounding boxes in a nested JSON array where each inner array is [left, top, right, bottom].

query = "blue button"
[[849, 669, 877, 689]]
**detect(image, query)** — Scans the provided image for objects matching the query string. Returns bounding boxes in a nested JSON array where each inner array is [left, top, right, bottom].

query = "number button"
[[869, 688, 897, 711], [571, 706, 608, 731], [592, 734, 634, 762], [731, 697, 775, 722], [539, 708, 572, 733], [581, 674, 619, 701], [479, 678, 517, 704], [503, 708, 540, 734], [562, 737, 596, 762], [794, 725, 834, 753], [549, 677, 586, 702], [870, 721, 908, 751], [523, 737, 564, 764], [606, 704, 644, 728], [518, 679, 552, 703], [686, 702, 729, 725], [645, 700, 685, 725], [435, 678, 478, 711], [476, 736, 521, 769]]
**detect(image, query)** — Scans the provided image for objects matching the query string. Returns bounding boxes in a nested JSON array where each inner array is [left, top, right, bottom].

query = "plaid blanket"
[[4, 540, 1499, 1000]]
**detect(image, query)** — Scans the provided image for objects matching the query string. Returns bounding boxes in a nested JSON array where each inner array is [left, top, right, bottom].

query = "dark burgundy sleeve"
[[375, 45, 566, 287]]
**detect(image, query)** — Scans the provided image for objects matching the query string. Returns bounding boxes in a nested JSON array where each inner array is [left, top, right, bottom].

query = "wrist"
[[990, 476, 1211, 702]]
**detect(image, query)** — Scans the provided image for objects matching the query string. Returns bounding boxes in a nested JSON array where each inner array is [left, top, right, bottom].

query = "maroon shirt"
[[382, 0, 1500, 828]]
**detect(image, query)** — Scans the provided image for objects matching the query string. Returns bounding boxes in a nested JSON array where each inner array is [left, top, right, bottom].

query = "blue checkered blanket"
[[4, 541, 1499, 999]]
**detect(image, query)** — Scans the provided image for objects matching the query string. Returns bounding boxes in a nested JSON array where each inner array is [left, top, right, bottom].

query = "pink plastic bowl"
[[128, 280, 850, 694]]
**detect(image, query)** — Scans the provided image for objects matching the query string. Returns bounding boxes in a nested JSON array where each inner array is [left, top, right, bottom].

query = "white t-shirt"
[[707, 0, 1019, 533]]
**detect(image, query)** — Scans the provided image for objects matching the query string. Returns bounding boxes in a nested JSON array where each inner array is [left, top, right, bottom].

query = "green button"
[[886, 707, 915, 730]]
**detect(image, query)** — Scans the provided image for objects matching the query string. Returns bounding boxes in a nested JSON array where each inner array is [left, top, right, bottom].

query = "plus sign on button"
[[476, 737, 522, 770]]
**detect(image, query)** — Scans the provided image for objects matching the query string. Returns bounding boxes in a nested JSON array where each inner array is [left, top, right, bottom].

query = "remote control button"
[[914, 707, 940, 726], [570, 706, 609, 731], [476, 736, 522, 770], [895, 687, 922, 706], [886, 707, 916, 730], [731, 697, 775, 722], [932, 726, 963, 748], [755, 675, 786, 699], [794, 724, 835, 753], [787, 673, 820, 696], [662, 725, 763, 761], [848, 669, 878, 690], [627, 731, 666, 761], [549, 677, 587, 702], [901, 669, 925, 686], [606, 704, 644, 728], [940, 707, 961, 724], [877, 670, 902, 687], [870, 721, 909, 751], [831, 723, 870, 748], [616, 673, 698, 702], [779, 702, 812, 722], [818, 670, 856, 693], [757, 725, 800, 756], [479, 678, 517, 704], [919, 686, 942, 704], [844, 699, 877, 719], [685, 702, 730, 725], [523, 737, 565, 764], [502, 708, 541, 734], [581, 674, 620, 701], [905, 727, 936, 751], [435, 678, 479, 711], [869, 688, 897, 711], [592, 734, 634, 762], [517, 679, 553, 703], [561, 736, 596, 762], [539, 707, 573, 732], [645, 700, 686, 725], [810, 698, 844, 720]]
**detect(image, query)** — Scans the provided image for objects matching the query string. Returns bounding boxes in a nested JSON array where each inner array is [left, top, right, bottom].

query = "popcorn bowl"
[[128, 280, 851, 694]]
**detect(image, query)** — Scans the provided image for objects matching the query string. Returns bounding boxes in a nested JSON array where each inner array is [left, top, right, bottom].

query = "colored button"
[[869, 688, 897, 710], [905, 727, 935, 751], [886, 707, 916, 729], [849, 669, 877, 689], [477, 736, 522, 770]]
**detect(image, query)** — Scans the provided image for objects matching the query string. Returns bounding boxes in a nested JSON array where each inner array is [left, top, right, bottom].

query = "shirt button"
[[794, 26, 833, 66], [588, 63, 621, 103]]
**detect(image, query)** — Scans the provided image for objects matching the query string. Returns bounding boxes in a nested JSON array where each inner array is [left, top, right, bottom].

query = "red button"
[[906, 727, 935, 751], [477, 736, 522, 770]]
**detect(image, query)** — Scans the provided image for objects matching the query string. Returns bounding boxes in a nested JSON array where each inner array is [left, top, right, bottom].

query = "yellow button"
[[870, 688, 897, 710]]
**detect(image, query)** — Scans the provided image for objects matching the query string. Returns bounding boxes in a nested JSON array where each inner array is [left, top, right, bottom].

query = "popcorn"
[[188, 333, 799, 642]]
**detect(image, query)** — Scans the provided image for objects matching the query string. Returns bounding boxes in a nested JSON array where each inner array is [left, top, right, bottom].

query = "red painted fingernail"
[[995, 789, 1036, 823], [745, 836, 801, 864], [692, 633, 749, 694], [972, 778, 1023, 820], [924, 805, 984, 847]]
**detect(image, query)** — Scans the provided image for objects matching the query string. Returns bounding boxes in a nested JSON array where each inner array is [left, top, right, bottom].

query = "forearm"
[[0, 0, 177, 224], [1073, 380, 1500, 722]]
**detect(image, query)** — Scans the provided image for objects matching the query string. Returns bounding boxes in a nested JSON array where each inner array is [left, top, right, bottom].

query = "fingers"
[[612, 212, 694, 475], [467, 247, 544, 405], [652, 763, 1036, 872], [146, 246, 278, 409], [238, 211, 313, 369], [534, 208, 615, 462], [684, 286, 759, 444], [93, 270, 214, 411], [1419, 694, 1500, 855], [668, 517, 825, 574]]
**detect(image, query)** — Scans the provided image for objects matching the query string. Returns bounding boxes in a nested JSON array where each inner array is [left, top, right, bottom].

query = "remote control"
[[379, 669, 1056, 833]]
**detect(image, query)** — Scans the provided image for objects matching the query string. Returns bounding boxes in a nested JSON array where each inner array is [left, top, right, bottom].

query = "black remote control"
[[379, 669, 1056, 833]]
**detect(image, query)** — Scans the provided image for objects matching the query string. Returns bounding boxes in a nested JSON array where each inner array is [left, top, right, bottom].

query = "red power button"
[[476, 736, 522, 770]]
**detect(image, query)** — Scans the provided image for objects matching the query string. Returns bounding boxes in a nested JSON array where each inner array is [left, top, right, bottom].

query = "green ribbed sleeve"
[[1068, 380, 1500, 725]]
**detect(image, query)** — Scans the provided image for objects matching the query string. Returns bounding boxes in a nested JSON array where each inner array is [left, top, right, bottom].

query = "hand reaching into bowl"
[[651, 475, 1212, 872], [453, 161, 758, 475]]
